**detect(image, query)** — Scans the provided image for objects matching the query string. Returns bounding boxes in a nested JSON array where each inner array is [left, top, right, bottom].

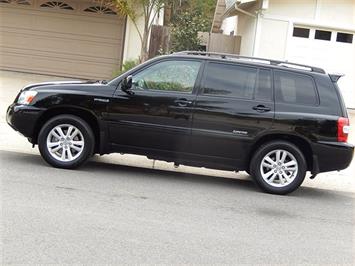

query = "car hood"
[[21, 80, 101, 91]]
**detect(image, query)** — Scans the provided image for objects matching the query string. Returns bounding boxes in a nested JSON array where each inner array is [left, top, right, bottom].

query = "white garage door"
[[0, 0, 125, 79], [287, 26, 355, 108]]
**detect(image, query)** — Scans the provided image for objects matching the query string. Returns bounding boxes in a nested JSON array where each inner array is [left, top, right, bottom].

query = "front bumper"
[[6, 103, 44, 142], [313, 141, 354, 173]]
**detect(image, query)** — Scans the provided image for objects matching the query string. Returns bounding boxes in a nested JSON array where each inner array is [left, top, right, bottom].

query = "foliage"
[[95, 0, 167, 62], [170, 11, 209, 52], [169, 0, 216, 28], [112, 58, 140, 77]]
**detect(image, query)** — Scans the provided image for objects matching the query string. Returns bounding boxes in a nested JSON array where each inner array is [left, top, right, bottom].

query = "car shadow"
[[1, 149, 354, 200]]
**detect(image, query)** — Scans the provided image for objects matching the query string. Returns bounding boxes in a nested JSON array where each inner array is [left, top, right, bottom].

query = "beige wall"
[[263, 0, 355, 29], [256, 18, 289, 59], [264, 0, 317, 20], [318, 0, 355, 26], [237, 14, 257, 55], [123, 16, 145, 62]]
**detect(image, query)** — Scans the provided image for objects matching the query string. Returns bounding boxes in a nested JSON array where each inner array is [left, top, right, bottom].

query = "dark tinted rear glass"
[[274, 71, 318, 106], [203, 63, 257, 99]]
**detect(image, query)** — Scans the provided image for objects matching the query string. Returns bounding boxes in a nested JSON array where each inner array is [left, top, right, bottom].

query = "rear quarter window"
[[274, 70, 318, 106]]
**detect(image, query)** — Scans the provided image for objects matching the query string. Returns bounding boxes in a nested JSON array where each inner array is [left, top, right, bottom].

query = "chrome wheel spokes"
[[260, 149, 298, 187], [46, 124, 84, 162]]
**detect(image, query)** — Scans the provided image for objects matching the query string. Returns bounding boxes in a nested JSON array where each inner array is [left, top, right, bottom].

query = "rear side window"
[[274, 71, 318, 106], [203, 63, 257, 99]]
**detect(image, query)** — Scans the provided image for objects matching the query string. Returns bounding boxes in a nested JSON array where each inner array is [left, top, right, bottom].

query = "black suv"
[[7, 51, 354, 194]]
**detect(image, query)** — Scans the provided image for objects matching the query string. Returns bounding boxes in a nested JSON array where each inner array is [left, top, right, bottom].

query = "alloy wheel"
[[46, 124, 85, 162], [260, 149, 298, 187]]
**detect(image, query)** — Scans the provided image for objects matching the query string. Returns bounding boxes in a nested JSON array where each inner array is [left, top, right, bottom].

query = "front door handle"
[[252, 105, 271, 113], [174, 98, 192, 107]]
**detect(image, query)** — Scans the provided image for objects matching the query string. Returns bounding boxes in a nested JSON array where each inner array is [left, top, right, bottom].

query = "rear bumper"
[[313, 141, 354, 173], [6, 103, 44, 142]]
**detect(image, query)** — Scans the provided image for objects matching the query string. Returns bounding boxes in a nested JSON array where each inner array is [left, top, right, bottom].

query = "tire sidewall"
[[38, 115, 94, 169], [250, 141, 307, 195]]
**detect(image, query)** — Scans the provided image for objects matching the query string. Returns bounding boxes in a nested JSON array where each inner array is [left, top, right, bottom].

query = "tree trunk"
[[140, 33, 149, 63]]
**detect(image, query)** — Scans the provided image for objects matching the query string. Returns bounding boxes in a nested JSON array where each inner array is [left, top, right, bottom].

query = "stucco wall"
[[237, 13, 257, 55], [264, 0, 317, 20], [256, 18, 289, 59], [318, 0, 355, 26], [123, 16, 145, 62], [263, 0, 355, 29]]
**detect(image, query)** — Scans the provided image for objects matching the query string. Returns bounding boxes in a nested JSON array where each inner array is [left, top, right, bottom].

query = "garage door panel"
[[0, 51, 119, 80], [0, 8, 124, 40], [1, 26, 121, 45], [0, 2, 125, 79], [0, 30, 122, 60]]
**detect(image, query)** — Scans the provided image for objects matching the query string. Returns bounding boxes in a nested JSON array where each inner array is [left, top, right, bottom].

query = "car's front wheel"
[[38, 115, 94, 169], [250, 141, 307, 195]]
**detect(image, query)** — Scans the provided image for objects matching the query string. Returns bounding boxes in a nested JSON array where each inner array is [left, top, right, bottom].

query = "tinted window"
[[255, 69, 272, 101], [132, 60, 201, 93], [315, 30, 331, 41], [203, 63, 257, 99], [274, 71, 318, 106], [336, 32, 353, 43], [293, 27, 310, 38]]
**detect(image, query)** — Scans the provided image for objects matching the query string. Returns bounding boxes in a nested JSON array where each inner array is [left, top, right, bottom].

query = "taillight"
[[337, 117, 350, 142]]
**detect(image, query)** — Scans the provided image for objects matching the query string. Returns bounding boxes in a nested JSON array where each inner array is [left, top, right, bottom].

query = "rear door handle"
[[174, 98, 192, 107], [252, 105, 271, 113]]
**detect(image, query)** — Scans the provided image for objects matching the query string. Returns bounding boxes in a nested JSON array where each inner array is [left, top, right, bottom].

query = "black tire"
[[38, 114, 95, 169], [250, 141, 307, 195]]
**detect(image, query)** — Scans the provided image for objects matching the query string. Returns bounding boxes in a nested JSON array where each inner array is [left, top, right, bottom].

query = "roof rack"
[[174, 51, 325, 74]]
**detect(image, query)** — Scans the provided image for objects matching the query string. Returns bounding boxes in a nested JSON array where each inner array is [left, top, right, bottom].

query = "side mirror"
[[121, 75, 134, 95]]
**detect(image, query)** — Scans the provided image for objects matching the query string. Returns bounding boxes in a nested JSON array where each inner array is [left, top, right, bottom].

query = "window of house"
[[336, 32, 353, 43], [315, 30, 332, 41], [132, 60, 201, 93], [293, 27, 310, 38], [274, 71, 318, 106], [203, 63, 257, 99]]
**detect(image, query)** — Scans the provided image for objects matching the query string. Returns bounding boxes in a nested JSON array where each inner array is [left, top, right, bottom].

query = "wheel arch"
[[248, 133, 313, 171], [33, 106, 102, 153]]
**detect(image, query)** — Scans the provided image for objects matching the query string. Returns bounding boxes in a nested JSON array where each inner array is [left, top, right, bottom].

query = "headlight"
[[17, 91, 38, 105]]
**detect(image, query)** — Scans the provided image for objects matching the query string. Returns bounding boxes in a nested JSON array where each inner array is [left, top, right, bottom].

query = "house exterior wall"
[[255, 18, 288, 59], [237, 13, 257, 55], [264, 0, 317, 20], [123, 16, 145, 62]]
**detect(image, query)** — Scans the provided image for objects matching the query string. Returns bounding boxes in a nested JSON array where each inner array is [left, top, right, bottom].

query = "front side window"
[[274, 71, 318, 106], [203, 63, 257, 99], [132, 60, 201, 93]]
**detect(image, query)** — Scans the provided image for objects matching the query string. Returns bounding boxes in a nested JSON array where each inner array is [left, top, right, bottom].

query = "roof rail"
[[174, 51, 326, 74]]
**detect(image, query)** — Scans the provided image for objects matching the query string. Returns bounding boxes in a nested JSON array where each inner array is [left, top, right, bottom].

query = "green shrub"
[[112, 59, 140, 77]]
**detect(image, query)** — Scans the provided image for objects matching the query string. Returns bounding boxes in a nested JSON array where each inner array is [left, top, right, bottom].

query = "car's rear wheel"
[[38, 115, 94, 169], [250, 141, 307, 195]]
